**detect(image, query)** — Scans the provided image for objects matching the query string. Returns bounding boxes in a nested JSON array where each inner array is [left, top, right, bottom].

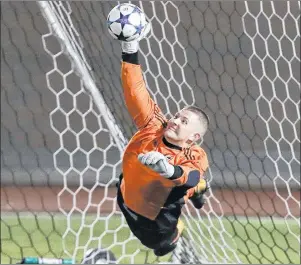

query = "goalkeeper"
[[116, 22, 210, 257]]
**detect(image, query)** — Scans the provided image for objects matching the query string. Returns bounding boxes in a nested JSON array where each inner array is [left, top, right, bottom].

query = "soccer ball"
[[107, 3, 147, 42]]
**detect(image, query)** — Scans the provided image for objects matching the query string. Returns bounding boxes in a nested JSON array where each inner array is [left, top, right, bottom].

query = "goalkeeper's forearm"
[[121, 51, 156, 129]]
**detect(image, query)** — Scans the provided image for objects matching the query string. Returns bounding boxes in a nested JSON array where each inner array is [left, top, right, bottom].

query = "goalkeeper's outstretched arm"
[[121, 53, 161, 129], [120, 23, 164, 130]]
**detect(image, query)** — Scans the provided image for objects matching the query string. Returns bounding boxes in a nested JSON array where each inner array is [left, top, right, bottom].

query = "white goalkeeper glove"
[[138, 151, 175, 178], [121, 21, 151, 54]]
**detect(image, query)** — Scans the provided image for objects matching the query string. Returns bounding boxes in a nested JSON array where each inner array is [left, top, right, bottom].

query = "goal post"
[[38, 1, 127, 154], [1, 1, 300, 264]]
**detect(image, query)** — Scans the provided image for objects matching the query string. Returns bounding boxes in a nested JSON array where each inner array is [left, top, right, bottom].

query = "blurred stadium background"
[[1, 1, 300, 264]]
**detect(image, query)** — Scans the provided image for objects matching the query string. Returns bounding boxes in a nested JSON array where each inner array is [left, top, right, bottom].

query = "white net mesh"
[[40, 1, 241, 263], [1, 1, 300, 264], [242, 0, 300, 239]]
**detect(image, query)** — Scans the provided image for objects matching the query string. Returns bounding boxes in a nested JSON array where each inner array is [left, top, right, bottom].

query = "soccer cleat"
[[154, 219, 185, 257], [170, 235, 202, 264]]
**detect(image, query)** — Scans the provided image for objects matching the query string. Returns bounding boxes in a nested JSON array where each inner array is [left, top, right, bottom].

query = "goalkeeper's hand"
[[121, 21, 151, 54], [190, 178, 210, 209], [138, 151, 175, 178], [194, 178, 209, 195]]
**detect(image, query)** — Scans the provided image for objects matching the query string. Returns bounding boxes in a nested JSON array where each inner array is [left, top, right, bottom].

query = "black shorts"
[[116, 181, 178, 250]]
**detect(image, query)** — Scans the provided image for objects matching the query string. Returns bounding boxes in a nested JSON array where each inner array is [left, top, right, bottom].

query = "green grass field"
[[1, 214, 300, 264]]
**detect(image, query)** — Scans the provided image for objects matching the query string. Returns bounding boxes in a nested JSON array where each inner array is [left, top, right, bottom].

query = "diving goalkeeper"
[[116, 22, 210, 257]]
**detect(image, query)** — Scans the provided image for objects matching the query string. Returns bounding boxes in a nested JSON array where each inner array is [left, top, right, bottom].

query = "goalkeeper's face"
[[164, 109, 202, 147]]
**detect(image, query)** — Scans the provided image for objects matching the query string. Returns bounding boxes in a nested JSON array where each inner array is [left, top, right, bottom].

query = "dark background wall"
[[1, 1, 300, 189]]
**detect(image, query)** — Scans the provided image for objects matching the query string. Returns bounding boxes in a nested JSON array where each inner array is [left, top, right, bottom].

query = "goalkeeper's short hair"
[[184, 106, 209, 134]]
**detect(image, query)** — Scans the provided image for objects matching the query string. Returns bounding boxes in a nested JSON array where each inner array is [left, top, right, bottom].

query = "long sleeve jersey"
[[120, 52, 209, 221]]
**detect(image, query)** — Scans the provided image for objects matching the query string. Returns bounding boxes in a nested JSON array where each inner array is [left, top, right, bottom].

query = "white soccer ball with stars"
[[107, 3, 147, 42]]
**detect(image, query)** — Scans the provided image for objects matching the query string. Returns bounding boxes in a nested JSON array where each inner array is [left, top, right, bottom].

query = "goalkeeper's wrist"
[[122, 52, 139, 65], [121, 41, 139, 55], [167, 165, 183, 179]]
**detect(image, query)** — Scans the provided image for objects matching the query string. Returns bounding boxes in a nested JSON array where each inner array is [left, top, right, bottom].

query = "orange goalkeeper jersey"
[[120, 58, 209, 221]]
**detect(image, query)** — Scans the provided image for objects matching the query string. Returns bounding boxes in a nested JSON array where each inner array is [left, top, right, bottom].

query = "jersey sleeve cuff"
[[169, 165, 183, 180], [122, 52, 139, 65], [170, 166, 200, 188]]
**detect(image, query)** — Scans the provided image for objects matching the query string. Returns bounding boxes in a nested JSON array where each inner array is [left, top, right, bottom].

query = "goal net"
[[1, 1, 300, 264]]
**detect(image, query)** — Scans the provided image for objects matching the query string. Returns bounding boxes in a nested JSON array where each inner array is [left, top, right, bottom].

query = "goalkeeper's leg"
[[153, 219, 185, 257], [116, 174, 185, 256]]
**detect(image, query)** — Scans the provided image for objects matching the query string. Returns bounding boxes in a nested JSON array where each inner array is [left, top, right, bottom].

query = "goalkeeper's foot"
[[154, 219, 185, 257]]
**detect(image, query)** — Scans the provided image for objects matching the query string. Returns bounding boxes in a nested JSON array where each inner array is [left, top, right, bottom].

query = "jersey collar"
[[162, 137, 182, 151]]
